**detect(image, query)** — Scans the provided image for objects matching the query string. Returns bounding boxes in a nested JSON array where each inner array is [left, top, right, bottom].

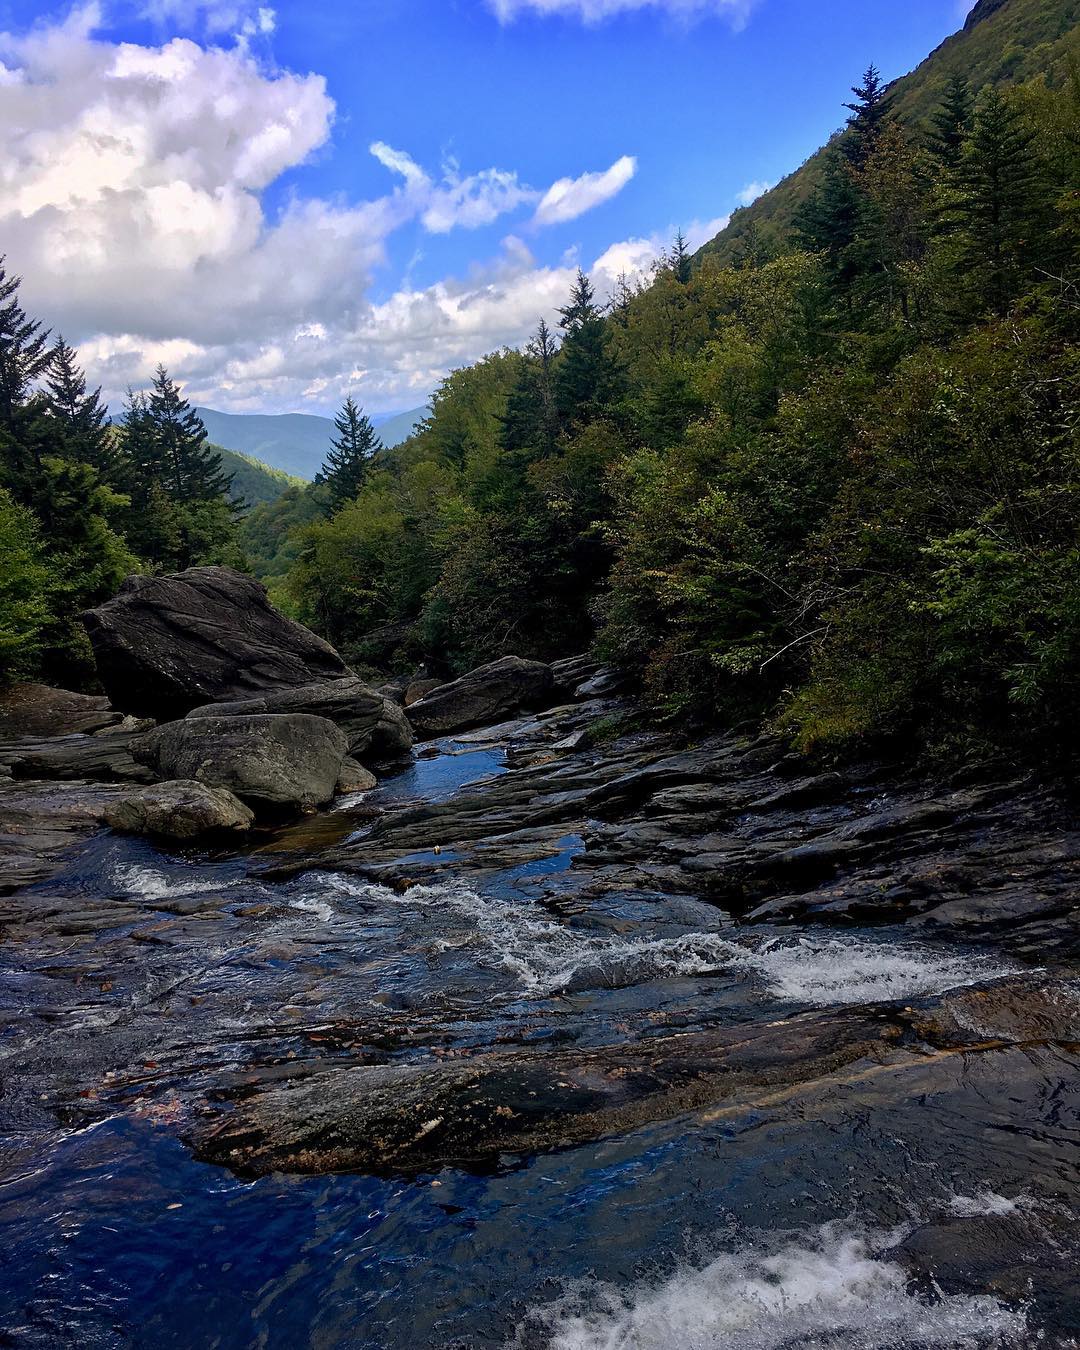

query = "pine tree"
[[843, 64, 890, 168], [0, 258, 51, 433], [45, 336, 113, 476], [318, 396, 382, 510], [930, 73, 974, 170], [953, 86, 1040, 313], [797, 147, 864, 294], [669, 229, 693, 284], [554, 270, 624, 424], [499, 319, 560, 465], [147, 365, 232, 503]]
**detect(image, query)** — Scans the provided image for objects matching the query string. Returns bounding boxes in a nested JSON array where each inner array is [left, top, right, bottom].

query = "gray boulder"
[[186, 676, 412, 761], [336, 758, 377, 794], [131, 714, 347, 812], [105, 780, 255, 840], [404, 677, 443, 707], [369, 698, 415, 760], [84, 566, 350, 719], [405, 656, 555, 738]]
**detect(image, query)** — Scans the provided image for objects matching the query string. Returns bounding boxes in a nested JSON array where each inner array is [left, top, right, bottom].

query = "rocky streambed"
[[3, 571, 1080, 1347]]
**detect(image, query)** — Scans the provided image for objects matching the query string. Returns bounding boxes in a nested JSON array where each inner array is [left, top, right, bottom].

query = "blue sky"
[[0, 0, 975, 414]]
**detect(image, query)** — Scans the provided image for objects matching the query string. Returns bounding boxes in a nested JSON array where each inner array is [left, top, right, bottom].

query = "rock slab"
[[406, 656, 554, 738], [83, 566, 351, 719], [131, 714, 348, 812], [105, 780, 255, 840], [186, 676, 413, 761]]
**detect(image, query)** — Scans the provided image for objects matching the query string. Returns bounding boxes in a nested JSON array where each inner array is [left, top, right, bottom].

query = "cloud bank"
[[0, 7, 721, 416], [488, 0, 756, 26]]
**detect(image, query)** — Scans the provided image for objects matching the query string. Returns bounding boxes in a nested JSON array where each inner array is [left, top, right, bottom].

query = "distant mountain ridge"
[[696, 0, 1080, 267], [196, 404, 426, 480]]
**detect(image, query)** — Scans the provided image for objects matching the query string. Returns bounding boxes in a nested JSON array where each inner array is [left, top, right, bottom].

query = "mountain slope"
[[698, 0, 1080, 267], [216, 447, 304, 512], [197, 406, 426, 480]]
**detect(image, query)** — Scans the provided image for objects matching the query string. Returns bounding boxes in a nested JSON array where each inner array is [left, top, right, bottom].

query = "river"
[[2, 723, 1078, 1348]]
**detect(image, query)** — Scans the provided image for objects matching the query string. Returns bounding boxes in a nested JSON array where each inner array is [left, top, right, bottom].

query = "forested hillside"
[[273, 0, 1080, 757], [2, 0, 1078, 761], [699, 0, 1080, 266]]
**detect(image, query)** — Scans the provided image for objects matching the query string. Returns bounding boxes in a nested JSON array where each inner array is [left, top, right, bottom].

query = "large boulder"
[[131, 714, 347, 812], [186, 676, 413, 761], [83, 567, 350, 719], [104, 780, 255, 841], [405, 656, 555, 738], [0, 683, 122, 738]]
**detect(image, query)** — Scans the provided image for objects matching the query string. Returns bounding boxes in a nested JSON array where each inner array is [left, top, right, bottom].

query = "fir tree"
[[669, 229, 693, 284], [797, 147, 864, 295], [554, 270, 624, 424], [953, 86, 1040, 312], [499, 319, 560, 464], [45, 337, 113, 476], [147, 365, 232, 503], [930, 73, 974, 170], [318, 396, 382, 510], [0, 258, 51, 433], [843, 64, 890, 168]]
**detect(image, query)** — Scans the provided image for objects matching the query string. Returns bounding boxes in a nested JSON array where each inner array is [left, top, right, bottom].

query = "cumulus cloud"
[[370, 143, 538, 232], [0, 7, 688, 415], [592, 212, 729, 290], [489, 0, 756, 26], [532, 155, 636, 226], [736, 178, 773, 205]]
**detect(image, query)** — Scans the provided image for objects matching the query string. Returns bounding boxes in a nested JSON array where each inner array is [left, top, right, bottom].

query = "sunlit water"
[[2, 747, 1078, 1348]]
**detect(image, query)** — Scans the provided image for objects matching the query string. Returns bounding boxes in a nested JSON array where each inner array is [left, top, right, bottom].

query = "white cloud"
[[0, 8, 700, 417], [370, 143, 538, 232], [489, 0, 756, 26], [736, 178, 772, 206], [592, 213, 729, 290], [532, 155, 636, 226]]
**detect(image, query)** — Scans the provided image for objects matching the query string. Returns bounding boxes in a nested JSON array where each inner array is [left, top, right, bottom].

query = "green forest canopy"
[[2, 0, 1079, 764]]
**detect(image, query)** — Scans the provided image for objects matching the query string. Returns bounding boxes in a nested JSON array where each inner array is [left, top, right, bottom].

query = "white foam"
[[310, 875, 1011, 1007], [110, 862, 244, 902], [516, 1222, 1030, 1349]]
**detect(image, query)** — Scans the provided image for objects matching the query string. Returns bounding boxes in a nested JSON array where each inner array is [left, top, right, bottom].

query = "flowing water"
[[2, 740, 1079, 1348]]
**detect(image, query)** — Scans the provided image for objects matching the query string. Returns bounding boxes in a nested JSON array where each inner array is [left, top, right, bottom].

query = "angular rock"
[[404, 677, 443, 707], [0, 731, 156, 784], [187, 676, 411, 761], [336, 758, 377, 794], [104, 780, 254, 840], [0, 683, 121, 738], [83, 566, 350, 719], [131, 714, 348, 812], [406, 656, 554, 738], [369, 698, 415, 760]]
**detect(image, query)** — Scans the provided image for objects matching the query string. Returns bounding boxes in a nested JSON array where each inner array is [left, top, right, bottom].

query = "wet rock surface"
[[131, 713, 348, 811], [186, 674, 412, 762], [3, 683, 1080, 1345], [405, 655, 555, 737], [83, 566, 351, 718], [104, 780, 255, 840]]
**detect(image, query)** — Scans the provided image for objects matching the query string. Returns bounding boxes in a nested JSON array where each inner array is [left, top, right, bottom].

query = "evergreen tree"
[[953, 86, 1040, 312], [669, 229, 693, 284], [147, 365, 232, 503], [797, 148, 864, 295], [0, 258, 50, 433], [930, 73, 974, 170], [843, 64, 890, 168], [318, 396, 383, 510], [554, 270, 624, 424], [499, 319, 560, 466], [44, 337, 113, 476]]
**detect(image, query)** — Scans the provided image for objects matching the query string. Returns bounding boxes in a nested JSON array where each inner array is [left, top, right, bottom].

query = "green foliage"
[[317, 396, 383, 510], [0, 487, 53, 681], [0, 271, 244, 686]]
